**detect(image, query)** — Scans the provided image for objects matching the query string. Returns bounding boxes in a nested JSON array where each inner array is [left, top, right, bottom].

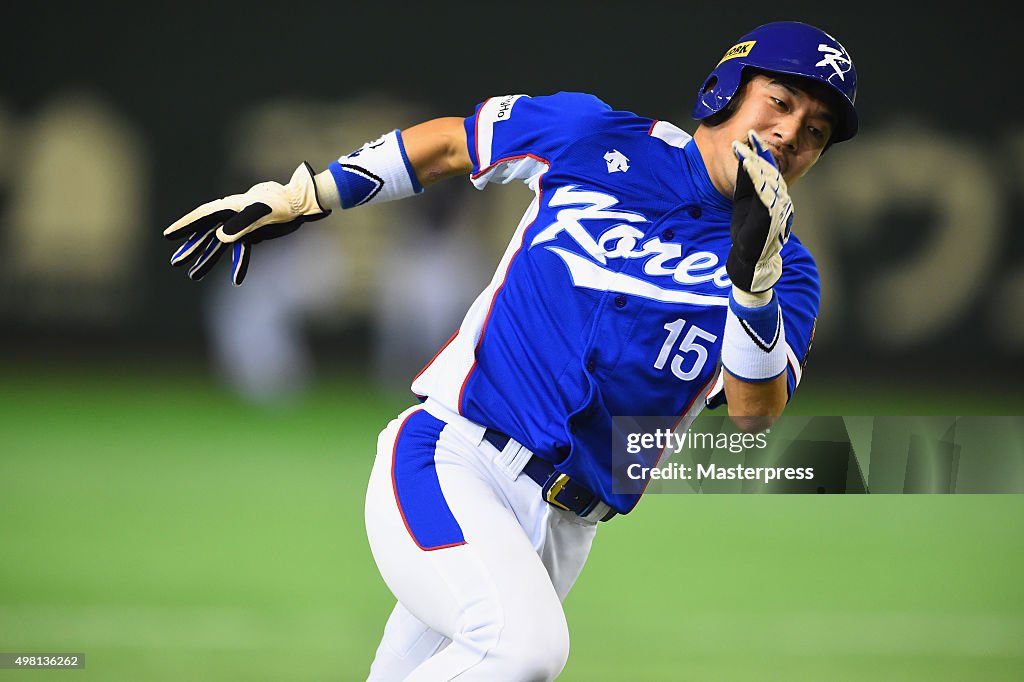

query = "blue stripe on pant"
[[390, 409, 467, 551]]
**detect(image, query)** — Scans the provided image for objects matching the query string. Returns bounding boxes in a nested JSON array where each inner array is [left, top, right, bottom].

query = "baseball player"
[[165, 21, 858, 681]]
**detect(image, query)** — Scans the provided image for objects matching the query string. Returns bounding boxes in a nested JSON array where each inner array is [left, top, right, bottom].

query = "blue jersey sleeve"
[[463, 92, 613, 187]]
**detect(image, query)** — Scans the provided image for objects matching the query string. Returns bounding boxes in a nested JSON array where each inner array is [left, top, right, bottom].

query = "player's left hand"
[[164, 162, 331, 285], [727, 130, 794, 296]]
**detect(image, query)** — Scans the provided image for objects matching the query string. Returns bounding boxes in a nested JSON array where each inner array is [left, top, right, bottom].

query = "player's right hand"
[[727, 130, 794, 297], [164, 162, 331, 286]]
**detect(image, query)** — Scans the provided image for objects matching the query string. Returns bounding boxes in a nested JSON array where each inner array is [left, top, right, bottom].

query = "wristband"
[[315, 129, 424, 210], [720, 288, 787, 382]]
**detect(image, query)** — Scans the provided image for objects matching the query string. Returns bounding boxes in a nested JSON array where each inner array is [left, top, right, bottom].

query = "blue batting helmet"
[[693, 21, 859, 143]]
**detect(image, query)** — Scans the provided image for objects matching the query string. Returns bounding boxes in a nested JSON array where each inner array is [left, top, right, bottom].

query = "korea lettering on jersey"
[[412, 92, 820, 513]]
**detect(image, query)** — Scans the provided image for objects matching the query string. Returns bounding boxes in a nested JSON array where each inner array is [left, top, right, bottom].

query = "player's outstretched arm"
[[400, 117, 473, 187], [164, 117, 472, 285], [721, 130, 792, 429]]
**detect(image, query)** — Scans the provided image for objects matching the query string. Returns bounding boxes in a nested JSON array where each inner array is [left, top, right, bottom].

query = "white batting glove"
[[164, 162, 331, 285], [727, 130, 795, 303]]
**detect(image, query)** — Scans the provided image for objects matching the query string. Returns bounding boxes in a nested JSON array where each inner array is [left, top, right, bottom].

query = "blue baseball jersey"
[[412, 92, 820, 513]]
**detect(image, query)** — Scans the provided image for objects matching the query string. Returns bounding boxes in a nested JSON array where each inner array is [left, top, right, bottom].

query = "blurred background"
[[1, 2, 1021, 680]]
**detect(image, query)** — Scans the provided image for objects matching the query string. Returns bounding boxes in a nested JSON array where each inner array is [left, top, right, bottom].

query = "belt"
[[483, 428, 616, 522]]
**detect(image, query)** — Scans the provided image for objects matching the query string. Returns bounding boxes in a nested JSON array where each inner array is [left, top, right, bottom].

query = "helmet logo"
[[816, 44, 852, 81], [717, 40, 756, 66]]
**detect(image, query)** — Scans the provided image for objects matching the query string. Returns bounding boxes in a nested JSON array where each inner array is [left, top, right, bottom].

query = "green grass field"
[[2, 365, 1022, 680]]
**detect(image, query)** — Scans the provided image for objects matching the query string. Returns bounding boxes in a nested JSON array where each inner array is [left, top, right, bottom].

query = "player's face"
[[725, 74, 835, 184]]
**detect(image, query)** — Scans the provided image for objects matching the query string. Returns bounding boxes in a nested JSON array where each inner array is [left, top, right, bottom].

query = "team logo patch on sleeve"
[[475, 94, 526, 171], [494, 95, 519, 121]]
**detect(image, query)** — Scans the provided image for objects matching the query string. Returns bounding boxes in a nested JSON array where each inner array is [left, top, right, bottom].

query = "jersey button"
[[661, 228, 674, 241], [586, 359, 596, 373], [688, 206, 702, 219], [614, 295, 627, 308]]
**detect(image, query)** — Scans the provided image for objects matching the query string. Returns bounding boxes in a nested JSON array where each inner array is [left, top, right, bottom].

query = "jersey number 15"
[[654, 319, 718, 381]]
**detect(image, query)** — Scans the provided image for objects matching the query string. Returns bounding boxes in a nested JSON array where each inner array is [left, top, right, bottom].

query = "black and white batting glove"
[[727, 130, 795, 305], [164, 162, 331, 286]]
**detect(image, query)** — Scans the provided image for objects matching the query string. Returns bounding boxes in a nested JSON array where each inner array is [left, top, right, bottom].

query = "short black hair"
[[699, 68, 845, 148]]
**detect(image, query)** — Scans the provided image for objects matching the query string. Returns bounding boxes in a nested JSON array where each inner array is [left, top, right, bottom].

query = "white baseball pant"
[[364, 400, 598, 680]]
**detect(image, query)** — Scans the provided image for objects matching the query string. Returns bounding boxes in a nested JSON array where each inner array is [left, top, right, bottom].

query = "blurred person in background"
[[199, 97, 488, 403]]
